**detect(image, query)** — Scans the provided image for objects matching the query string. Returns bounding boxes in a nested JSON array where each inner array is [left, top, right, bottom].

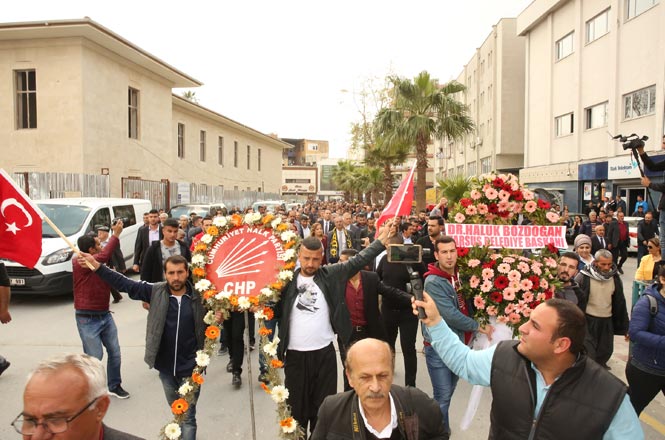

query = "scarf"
[[425, 263, 473, 344], [580, 262, 618, 282], [328, 228, 352, 259]]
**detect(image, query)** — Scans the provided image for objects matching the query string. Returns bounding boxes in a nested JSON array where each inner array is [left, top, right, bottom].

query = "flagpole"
[[391, 161, 417, 224], [42, 214, 95, 270]]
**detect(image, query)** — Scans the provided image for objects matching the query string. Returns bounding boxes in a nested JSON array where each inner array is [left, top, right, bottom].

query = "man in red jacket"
[[73, 220, 129, 399]]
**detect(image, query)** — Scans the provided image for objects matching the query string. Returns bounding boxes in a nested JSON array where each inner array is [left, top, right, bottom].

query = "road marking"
[[641, 413, 665, 435]]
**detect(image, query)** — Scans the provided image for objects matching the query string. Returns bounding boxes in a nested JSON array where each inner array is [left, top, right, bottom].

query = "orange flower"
[[206, 225, 219, 236], [269, 282, 283, 290], [271, 359, 284, 369], [260, 382, 271, 393], [191, 373, 204, 385], [229, 295, 239, 306], [195, 243, 207, 252], [280, 417, 295, 428], [283, 261, 295, 270], [205, 325, 220, 339], [203, 290, 216, 300], [192, 267, 205, 277], [284, 240, 295, 249], [258, 326, 273, 337], [171, 398, 189, 415], [276, 223, 288, 232], [249, 296, 259, 306], [262, 214, 275, 224], [263, 307, 274, 320], [231, 214, 243, 226]]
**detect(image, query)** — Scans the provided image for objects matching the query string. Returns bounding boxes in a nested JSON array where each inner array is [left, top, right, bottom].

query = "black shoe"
[[232, 373, 242, 387], [258, 373, 269, 385], [226, 361, 233, 373], [108, 385, 130, 399], [112, 295, 122, 303], [0, 360, 10, 376]]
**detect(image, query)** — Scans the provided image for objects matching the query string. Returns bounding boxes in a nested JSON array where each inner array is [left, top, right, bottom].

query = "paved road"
[[0, 254, 664, 439]]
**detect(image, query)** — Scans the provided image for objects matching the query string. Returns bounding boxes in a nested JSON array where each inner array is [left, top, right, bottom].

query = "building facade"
[[0, 18, 286, 208], [281, 138, 329, 166], [517, 0, 665, 211]]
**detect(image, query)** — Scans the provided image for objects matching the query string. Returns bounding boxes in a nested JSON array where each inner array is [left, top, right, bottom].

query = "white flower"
[[203, 310, 216, 325], [281, 419, 297, 434], [191, 254, 206, 265], [244, 213, 255, 224], [263, 337, 280, 357], [178, 382, 193, 396], [278, 270, 293, 281], [271, 217, 282, 228], [213, 216, 228, 227], [254, 308, 267, 320], [215, 290, 231, 300], [195, 279, 212, 292], [164, 423, 182, 439], [282, 249, 296, 261], [252, 212, 262, 223], [237, 296, 251, 310], [260, 287, 273, 297], [200, 234, 213, 244], [281, 231, 297, 241], [195, 351, 210, 367], [271, 385, 289, 403]]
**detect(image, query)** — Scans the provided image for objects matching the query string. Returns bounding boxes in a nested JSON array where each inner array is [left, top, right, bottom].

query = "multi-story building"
[[281, 138, 329, 166], [437, 18, 526, 182], [517, 0, 664, 211], [0, 18, 287, 209]]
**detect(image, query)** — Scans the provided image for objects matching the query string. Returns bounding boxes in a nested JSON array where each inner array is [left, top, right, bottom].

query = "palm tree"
[[359, 167, 384, 205], [437, 174, 471, 206], [374, 71, 474, 211], [331, 160, 356, 202], [364, 137, 410, 202]]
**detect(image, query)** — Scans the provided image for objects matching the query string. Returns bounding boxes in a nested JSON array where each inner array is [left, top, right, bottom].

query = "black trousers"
[[381, 306, 418, 387], [612, 241, 628, 269], [284, 343, 337, 436], [626, 361, 665, 415], [223, 311, 246, 374], [338, 327, 369, 391], [585, 315, 614, 366]]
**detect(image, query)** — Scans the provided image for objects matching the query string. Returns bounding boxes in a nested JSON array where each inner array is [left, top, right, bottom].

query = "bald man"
[[311, 338, 446, 439]]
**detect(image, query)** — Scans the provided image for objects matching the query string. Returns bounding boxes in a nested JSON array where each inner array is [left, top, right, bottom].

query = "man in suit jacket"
[[326, 217, 353, 264], [342, 211, 362, 250], [317, 209, 333, 235], [140, 218, 191, 283], [132, 209, 162, 273], [337, 249, 412, 390], [591, 224, 609, 255]]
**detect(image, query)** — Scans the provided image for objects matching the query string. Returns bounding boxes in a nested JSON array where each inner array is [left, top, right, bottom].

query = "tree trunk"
[[383, 163, 393, 203], [415, 139, 429, 212]]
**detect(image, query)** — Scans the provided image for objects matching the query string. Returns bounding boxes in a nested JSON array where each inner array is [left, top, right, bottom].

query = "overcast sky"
[[7, 0, 533, 158]]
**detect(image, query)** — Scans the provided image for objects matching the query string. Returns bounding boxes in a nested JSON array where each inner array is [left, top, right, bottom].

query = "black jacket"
[[133, 225, 163, 266], [574, 271, 630, 335], [354, 271, 411, 342], [140, 240, 191, 283], [637, 218, 659, 243], [640, 151, 665, 211], [590, 235, 609, 255], [311, 385, 447, 440], [103, 424, 145, 440]]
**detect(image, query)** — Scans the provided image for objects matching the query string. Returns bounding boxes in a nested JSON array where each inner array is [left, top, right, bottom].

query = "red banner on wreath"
[[206, 225, 286, 298]]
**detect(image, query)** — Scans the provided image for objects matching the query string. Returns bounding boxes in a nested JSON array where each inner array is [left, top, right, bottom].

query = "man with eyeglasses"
[[13, 353, 143, 439]]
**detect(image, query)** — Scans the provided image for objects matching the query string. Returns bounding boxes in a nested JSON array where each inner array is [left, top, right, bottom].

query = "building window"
[[586, 9, 610, 43], [258, 148, 262, 171], [585, 102, 608, 129], [555, 113, 575, 137], [247, 145, 251, 169], [626, 0, 659, 19], [15, 70, 37, 129], [234, 141, 238, 167], [199, 130, 206, 162], [218, 136, 224, 166], [624, 85, 656, 119], [468, 161, 477, 176], [128, 87, 139, 139], [177, 123, 185, 158], [310, 144, 319, 151], [480, 157, 492, 174], [457, 165, 464, 176], [555, 32, 574, 60]]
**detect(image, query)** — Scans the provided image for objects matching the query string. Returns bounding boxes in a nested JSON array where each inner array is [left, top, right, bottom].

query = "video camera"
[[612, 133, 648, 150], [387, 244, 426, 318]]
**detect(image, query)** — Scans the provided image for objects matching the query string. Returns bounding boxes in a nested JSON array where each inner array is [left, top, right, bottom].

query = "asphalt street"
[[0, 254, 664, 439]]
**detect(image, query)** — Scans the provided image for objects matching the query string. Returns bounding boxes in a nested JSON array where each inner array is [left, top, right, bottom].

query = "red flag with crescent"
[[375, 162, 416, 235], [0, 169, 43, 268]]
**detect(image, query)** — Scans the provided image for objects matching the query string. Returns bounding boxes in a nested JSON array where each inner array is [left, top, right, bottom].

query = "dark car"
[[565, 212, 588, 244]]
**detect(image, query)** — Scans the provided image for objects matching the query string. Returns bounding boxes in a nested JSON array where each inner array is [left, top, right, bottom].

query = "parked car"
[[565, 213, 588, 244], [624, 216, 641, 253], [168, 203, 226, 219], [3, 198, 151, 295], [252, 200, 286, 213]]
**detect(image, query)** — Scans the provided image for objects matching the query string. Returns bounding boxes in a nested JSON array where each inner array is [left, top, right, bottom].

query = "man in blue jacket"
[[422, 236, 493, 437]]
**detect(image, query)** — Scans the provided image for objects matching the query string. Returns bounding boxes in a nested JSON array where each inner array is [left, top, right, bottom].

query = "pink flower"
[[454, 213, 466, 223], [497, 315, 509, 324], [485, 188, 499, 200], [465, 205, 478, 216], [522, 291, 534, 303], [503, 288, 516, 301], [517, 262, 530, 273], [503, 257, 515, 263], [486, 305, 498, 316], [490, 253, 501, 260], [469, 275, 480, 288], [480, 280, 493, 293], [505, 303, 515, 314], [468, 259, 481, 268], [546, 212, 560, 223], [509, 281, 521, 290], [498, 189, 511, 201], [522, 307, 532, 317], [524, 201, 537, 213], [485, 213, 497, 222], [510, 182, 520, 192], [520, 279, 533, 291], [470, 189, 482, 200], [477, 204, 488, 214], [509, 313, 522, 324], [523, 189, 534, 200], [482, 268, 494, 280], [536, 292, 547, 301], [544, 258, 557, 269], [513, 202, 523, 213], [498, 200, 511, 212], [474, 295, 486, 309], [540, 279, 549, 290], [531, 265, 542, 275], [497, 263, 510, 274], [508, 270, 522, 282]]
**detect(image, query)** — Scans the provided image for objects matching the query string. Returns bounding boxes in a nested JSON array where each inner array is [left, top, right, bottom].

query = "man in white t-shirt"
[[276, 219, 394, 436]]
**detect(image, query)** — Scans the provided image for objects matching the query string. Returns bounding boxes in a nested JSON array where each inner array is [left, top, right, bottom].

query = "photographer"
[[638, 137, 665, 258]]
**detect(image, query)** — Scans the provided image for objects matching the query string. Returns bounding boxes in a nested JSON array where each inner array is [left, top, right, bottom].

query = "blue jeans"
[[75, 312, 122, 388], [159, 371, 200, 440], [660, 210, 665, 259], [259, 318, 278, 375], [425, 345, 458, 434]]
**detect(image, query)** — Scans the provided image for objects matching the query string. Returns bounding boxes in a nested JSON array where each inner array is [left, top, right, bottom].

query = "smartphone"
[[387, 244, 422, 264]]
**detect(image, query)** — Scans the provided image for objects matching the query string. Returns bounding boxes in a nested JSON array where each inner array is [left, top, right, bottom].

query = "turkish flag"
[[0, 169, 42, 268], [375, 162, 416, 235]]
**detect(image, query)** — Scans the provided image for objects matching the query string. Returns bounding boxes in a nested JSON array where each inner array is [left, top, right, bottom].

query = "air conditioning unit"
[[475, 136, 483, 147]]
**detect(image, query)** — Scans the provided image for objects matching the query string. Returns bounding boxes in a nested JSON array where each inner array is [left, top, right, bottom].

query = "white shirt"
[[288, 274, 335, 351], [336, 229, 347, 252], [148, 225, 160, 244], [358, 393, 398, 438]]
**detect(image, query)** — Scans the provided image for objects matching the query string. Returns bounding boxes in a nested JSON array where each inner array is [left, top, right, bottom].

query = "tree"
[[181, 90, 199, 103], [374, 71, 474, 211], [437, 174, 471, 206], [331, 160, 356, 202]]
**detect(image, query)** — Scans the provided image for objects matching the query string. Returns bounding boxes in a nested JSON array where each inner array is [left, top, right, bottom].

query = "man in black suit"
[[326, 217, 353, 264], [317, 209, 333, 235], [337, 249, 411, 391], [342, 211, 362, 250], [132, 208, 162, 273], [140, 218, 191, 283], [591, 224, 609, 255]]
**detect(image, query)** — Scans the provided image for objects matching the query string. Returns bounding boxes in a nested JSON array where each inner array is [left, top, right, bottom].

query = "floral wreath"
[[160, 212, 304, 440]]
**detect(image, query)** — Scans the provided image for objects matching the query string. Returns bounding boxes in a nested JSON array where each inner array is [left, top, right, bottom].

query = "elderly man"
[[12, 353, 142, 439], [312, 338, 446, 440], [414, 295, 642, 439]]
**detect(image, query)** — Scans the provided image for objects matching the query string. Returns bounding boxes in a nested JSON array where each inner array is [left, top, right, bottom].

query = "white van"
[[3, 198, 151, 296]]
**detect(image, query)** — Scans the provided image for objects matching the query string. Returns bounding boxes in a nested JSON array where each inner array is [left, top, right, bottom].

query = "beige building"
[[0, 18, 287, 208], [517, 0, 664, 210], [281, 138, 329, 166], [281, 166, 318, 201], [437, 18, 525, 181]]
